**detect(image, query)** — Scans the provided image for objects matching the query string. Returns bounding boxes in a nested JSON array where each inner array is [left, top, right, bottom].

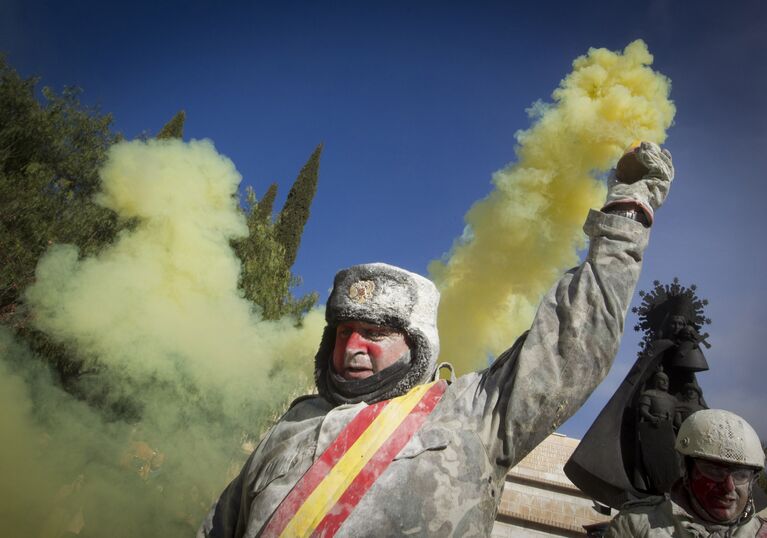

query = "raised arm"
[[460, 142, 673, 471]]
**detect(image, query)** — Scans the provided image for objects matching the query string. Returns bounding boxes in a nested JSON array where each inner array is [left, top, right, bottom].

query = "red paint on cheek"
[[332, 330, 383, 373], [332, 332, 352, 373], [343, 332, 372, 355], [691, 472, 738, 520], [355, 337, 383, 358], [332, 337, 345, 374], [691, 473, 718, 505]]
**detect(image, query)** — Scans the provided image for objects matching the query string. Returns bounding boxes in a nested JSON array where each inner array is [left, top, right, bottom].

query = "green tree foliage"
[[255, 182, 278, 225], [156, 110, 185, 139], [274, 143, 322, 269], [0, 56, 120, 336], [233, 173, 319, 322]]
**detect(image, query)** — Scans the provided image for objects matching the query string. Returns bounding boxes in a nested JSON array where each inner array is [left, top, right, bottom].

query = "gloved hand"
[[602, 141, 674, 226]]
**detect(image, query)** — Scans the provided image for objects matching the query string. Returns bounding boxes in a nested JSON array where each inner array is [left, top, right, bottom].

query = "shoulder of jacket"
[[619, 495, 668, 512], [288, 393, 323, 409], [748, 515, 767, 535]]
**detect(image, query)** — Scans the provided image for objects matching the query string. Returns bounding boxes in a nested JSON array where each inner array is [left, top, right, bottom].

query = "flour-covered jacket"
[[606, 492, 766, 537], [199, 210, 650, 537]]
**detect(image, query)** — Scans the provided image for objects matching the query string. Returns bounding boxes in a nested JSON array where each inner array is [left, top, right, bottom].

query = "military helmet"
[[675, 409, 764, 470]]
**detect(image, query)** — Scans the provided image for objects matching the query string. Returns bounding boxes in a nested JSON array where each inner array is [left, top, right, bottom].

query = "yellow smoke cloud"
[[4, 139, 324, 536], [27, 139, 322, 399], [431, 40, 675, 372]]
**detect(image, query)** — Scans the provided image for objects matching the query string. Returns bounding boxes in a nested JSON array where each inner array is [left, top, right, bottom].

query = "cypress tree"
[[232, 182, 317, 322], [274, 144, 322, 269], [156, 110, 185, 139], [255, 183, 278, 225]]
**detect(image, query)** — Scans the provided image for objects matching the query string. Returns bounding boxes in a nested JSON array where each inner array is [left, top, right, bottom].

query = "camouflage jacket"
[[605, 493, 767, 537], [199, 210, 650, 537]]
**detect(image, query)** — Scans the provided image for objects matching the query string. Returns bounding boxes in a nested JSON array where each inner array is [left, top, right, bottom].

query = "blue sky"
[[2, 0, 766, 439]]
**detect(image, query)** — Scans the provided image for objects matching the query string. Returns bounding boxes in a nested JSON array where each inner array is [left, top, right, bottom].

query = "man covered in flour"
[[199, 142, 674, 537]]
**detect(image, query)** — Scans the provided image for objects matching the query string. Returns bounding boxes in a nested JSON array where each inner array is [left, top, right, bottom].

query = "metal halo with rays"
[[632, 277, 711, 353]]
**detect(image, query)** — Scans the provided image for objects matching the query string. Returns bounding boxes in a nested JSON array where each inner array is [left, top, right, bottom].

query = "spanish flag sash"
[[260, 380, 447, 538]]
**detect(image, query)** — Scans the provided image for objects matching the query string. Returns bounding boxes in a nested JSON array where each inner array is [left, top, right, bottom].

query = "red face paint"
[[332, 321, 409, 380], [690, 459, 753, 522]]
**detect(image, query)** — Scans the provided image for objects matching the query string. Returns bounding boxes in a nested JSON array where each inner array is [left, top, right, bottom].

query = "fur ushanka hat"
[[314, 263, 440, 403]]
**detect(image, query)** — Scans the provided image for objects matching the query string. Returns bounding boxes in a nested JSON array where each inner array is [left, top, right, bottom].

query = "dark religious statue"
[[636, 369, 681, 492], [661, 312, 709, 394], [638, 370, 677, 425], [675, 383, 705, 425], [564, 279, 713, 508], [565, 279, 767, 514]]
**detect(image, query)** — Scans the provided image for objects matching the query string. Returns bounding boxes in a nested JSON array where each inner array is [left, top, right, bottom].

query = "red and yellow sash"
[[260, 380, 447, 538]]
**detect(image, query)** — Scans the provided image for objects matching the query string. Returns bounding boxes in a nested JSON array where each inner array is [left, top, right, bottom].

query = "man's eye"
[[369, 330, 393, 340]]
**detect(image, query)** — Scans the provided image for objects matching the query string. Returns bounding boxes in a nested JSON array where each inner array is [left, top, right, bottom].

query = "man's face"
[[332, 321, 410, 380], [689, 458, 755, 522]]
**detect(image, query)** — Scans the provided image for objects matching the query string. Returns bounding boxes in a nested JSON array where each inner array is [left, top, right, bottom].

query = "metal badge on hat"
[[349, 280, 376, 303]]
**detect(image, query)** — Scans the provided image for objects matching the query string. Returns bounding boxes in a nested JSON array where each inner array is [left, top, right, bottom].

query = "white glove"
[[602, 141, 674, 225]]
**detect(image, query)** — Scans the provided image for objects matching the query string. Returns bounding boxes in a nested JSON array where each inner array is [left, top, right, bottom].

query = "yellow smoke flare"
[[430, 40, 675, 373]]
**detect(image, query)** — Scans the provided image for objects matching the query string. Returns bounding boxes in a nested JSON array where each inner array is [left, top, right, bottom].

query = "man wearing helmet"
[[607, 409, 767, 537], [200, 142, 674, 537]]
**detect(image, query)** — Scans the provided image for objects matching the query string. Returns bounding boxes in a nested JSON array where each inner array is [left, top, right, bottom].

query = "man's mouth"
[[709, 496, 737, 508], [340, 355, 373, 379], [342, 366, 373, 379]]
